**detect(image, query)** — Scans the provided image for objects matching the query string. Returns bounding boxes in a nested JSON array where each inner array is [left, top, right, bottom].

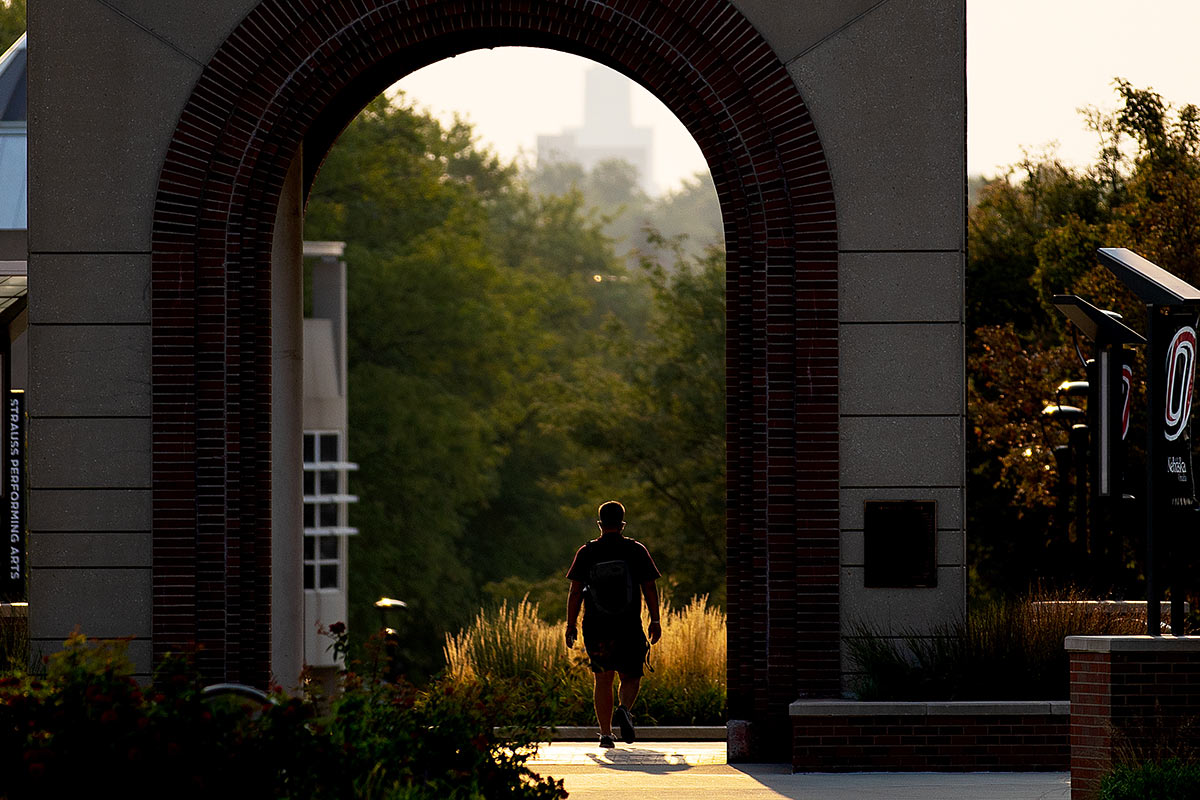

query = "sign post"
[[1098, 248, 1200, 634]]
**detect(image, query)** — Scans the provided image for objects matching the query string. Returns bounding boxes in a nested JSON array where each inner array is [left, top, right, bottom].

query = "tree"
[[544, 237, 727, 604], [526, 159, 723, 270], [306, 96, 635, 676], [0, 0, 22, 53], [967, 81, 1200, 600]]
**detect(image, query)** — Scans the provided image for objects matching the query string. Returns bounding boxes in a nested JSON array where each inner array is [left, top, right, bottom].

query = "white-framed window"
[[302, 431, 358, 591]]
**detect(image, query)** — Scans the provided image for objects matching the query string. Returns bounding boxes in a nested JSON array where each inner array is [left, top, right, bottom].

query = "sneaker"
[[599, 734, 615, 749], [613, 705, 636, 744]]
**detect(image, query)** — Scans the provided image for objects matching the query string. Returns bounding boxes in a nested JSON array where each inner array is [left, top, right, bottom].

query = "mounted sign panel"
[[863, 500, 937, 588]]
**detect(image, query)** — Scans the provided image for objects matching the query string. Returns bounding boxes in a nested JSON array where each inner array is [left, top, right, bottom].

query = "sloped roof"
[[0, 34, 25, 123], [0, 34, 24, 232]]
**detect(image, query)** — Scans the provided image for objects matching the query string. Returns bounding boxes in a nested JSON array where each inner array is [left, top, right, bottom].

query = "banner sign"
[[1121, 362, 1133, 440], [1, 390, 23, 600], [1156, 311, 1199, 508], [1093, 348, 1137, 498]]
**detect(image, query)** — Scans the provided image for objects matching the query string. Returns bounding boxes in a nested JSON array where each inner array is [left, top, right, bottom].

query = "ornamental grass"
[[443, 594, 726, 725], [847, 586, 1149, 701]]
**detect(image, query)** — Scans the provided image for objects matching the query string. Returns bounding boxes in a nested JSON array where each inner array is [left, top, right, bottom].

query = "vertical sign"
[[1156, 311, 1199, 508], [2, 390, 23, 600]]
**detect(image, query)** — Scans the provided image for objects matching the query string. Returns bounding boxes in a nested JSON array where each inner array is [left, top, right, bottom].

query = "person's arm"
[[643, 580, 661, 644], [565, 580, 584, 648]]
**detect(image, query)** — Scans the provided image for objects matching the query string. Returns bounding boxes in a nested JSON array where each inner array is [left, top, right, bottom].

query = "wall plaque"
[[863, 500, 936, 588]]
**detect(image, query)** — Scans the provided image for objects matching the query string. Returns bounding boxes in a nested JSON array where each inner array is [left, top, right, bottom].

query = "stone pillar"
[[1066, 636, 1200, 799]]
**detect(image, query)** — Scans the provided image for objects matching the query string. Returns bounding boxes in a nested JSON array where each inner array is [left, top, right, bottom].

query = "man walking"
[[565, 500, 662, 748]]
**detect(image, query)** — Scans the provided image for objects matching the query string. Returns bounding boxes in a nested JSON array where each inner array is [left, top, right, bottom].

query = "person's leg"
[[617, 673, 641, 710], [594, 670, 616, 734]]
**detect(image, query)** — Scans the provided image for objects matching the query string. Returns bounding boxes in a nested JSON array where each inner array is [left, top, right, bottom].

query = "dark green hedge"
[[1100, 760, 1200, 800]]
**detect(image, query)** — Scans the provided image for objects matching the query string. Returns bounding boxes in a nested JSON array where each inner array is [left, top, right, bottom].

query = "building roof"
[[0, 34, 25, 232], [0, 34, 25, 123]]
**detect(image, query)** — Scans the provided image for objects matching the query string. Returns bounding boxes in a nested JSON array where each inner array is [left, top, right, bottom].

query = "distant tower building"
[[537, 67, 654, 194]]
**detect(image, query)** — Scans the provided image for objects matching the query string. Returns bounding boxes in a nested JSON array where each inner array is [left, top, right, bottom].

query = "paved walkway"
[[528, 741, 1072, 799]]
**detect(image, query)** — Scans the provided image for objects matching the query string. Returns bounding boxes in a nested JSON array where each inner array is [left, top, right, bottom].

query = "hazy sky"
[[392, 1, 1200, 193]]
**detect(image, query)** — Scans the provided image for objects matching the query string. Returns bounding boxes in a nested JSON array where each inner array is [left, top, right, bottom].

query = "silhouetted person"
[[565, 500, 662, 748]]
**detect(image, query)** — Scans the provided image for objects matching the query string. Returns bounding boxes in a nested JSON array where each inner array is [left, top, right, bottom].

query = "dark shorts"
[[582, 619, 649, 676]]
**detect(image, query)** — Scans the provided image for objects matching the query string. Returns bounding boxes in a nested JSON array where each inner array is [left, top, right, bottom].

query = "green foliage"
[[0, 634, 565, 800], [0, 0, 22, 54], [306, 96, 626, 677], [1100, 760, 1200, 800], [444, 596, 726, 725], [847, 588, 1146, 701], [306, 94, 726, 678], [544, 240, 727, 604], [968, 80, 1200, 599], [527, 158, 723, 268]]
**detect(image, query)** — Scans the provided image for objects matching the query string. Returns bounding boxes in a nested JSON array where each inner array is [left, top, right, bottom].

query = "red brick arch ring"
[[150, 0, 840, 730]]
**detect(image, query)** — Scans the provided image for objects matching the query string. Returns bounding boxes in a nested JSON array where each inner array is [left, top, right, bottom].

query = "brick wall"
[[1067, 636, 1200, 800], [149, 0, 840, 732], [790, 701, 1069, 772]]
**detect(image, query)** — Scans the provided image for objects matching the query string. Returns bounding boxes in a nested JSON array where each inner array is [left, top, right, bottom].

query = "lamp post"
[[375, 596, 408, 681], [1051, 294, 1144, 588]]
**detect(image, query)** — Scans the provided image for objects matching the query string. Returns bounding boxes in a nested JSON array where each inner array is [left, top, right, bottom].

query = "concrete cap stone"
[[1065, 635, 1200, 652], [789, 700, 1067, 716]]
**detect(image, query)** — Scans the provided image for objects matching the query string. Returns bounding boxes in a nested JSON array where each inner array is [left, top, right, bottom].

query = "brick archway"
[[151, 0, 839, 738]]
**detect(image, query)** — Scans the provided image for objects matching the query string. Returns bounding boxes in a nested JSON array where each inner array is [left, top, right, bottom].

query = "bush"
[[847, 588, 1147, 700], [0, 633, 566, 800], [444, 595, 726, 725], [1100, 760, 1200, 800]]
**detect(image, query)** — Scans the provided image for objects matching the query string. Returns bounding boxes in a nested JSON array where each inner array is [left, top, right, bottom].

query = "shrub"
[[847, 587, 1147, 700], [1100, 760, 1200, 800], [0, 633, 566, 800], [444, 594, 726, 725]]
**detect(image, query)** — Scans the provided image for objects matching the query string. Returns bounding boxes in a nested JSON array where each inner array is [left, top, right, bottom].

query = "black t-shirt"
[[566, 533, 661, 627]]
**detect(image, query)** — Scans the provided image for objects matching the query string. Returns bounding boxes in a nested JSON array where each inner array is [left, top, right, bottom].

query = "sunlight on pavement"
[[529, 740, 726, 766], [527, 742, 1072, 800]]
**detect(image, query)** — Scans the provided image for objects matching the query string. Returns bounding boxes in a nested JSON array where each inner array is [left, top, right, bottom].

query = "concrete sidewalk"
[[528, 740, 1071, 799]]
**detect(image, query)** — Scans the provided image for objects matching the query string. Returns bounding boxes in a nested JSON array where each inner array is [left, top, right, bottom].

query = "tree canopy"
[[968, 80, 1200, 600], [305, 96, 726, 677], [0, 1, 21, 53]]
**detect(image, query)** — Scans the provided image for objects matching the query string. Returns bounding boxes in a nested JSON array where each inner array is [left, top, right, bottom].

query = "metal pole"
[[1170, 522, 1186, 634], [1146, 305, 1160, 635]]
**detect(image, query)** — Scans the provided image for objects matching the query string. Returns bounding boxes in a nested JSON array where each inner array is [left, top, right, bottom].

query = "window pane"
[[319, 536, 338, 560], [303, 565, 314, 590], [319, 564, 338, 589], [303, 434, 315, 463], [304, 537, 314, 560], [304, 504, 315, 528], [319, 470, 338, 495], [303, 472, 315, 496], [319, 434, 338, 462], [319, 504, 337, 527]]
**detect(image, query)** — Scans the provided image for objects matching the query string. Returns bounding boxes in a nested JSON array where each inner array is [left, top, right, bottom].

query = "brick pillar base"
[[1066, 636, 1200, 799]]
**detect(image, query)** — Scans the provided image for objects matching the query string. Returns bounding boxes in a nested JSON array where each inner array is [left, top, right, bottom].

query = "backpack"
[[585, 551, 634, 617]]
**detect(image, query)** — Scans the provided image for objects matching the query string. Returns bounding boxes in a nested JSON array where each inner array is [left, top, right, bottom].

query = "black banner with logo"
[[1155, 310, 1199, 508]]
